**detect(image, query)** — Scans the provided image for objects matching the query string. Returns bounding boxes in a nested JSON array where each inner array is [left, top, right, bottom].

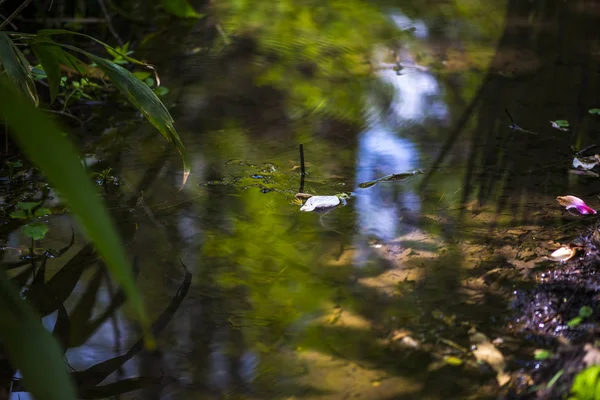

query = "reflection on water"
[[10, 0, 600, 398], [355, 13, 448, 264]]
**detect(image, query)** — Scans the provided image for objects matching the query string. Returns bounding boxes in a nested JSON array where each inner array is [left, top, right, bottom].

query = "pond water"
[[7, 0, 600, 399]]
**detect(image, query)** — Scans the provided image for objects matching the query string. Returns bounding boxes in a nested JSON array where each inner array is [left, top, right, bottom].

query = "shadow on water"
[[5, 0, 600, 399]]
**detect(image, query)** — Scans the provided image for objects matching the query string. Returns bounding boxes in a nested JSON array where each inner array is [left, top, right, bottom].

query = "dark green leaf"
[[17, 201, 40, 211], [154, 86, 169, 96], [133, 71, 151, 80], [0, 79, 153, 347], [10, 210, 27, 219], [30, 38, 64, 103], [23, 222, 48, 240], [34, 208, 52, 217], [87, 55, 190, 186], [580, 306, 594, 318], [162, 0, 203, 18], [0, 269, 77, 399], [37, 29, 151, 68], [0, 32, 38, 105]]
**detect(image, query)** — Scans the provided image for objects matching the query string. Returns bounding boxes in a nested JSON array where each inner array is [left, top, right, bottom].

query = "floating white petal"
[[300, 196, 341, 212], [549, 246, 576, 262]]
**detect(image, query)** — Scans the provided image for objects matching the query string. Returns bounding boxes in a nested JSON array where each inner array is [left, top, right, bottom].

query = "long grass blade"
[[0, 32, 38, 104], [30, 37, 65, 103], [0, 78, 154, 347], [0, 269, 77, 399], [54, 43, 190, 186], [88, 54, 190, 186]]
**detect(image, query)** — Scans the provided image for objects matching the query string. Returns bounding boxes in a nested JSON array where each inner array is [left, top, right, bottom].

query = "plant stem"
[[0, 0, 33, 30]]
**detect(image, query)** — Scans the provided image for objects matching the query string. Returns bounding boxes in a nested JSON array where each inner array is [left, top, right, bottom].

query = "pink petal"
[[576, 204, 597, 215], [556, 195, 597, 215]]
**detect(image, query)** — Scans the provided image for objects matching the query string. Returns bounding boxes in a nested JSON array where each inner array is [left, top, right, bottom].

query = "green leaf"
[[17, 201, 41, 210], [34, 208, 52, 217], [554, 120, 569, 127], [23, 222, 48, 240], [0, 269, 77, 400], [154, 86, 169, 97], [571, 366, 600, 399], [0, 32, 38, 105], [580, 306, 593, 318], [37, 29, 151, 69], [589, 108, 600, 115], [162, 0, 203, 18], [10, 209, 27, 219], [534, 349, 552, 360], [547, 369, 564, 389], [30, 37, 64, 103], [133, 71, 151, 80], [568, 316, 583, 328], [0, 78, 154, 347], [86, 55, 190, 186]]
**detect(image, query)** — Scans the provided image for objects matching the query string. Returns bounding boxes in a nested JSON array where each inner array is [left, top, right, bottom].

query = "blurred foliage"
[[215, 0, 407, 123], [570, 366, 600, 400]]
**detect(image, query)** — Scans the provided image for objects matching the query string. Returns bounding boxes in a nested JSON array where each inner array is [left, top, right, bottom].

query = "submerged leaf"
[[556, 195, 597, 215], [550, 246, 577, 262], [569, 169, 600, 178], [469, 329, 510, 386], [358, 169, 423, 188]]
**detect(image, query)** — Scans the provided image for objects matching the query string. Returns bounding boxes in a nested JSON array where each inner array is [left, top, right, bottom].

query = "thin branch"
[[0, 13, 17, 29], [16, 17, 108, 24], [97, 0, 123, 46], [43, 109, 85, 125], [0, 0, 33, 30]]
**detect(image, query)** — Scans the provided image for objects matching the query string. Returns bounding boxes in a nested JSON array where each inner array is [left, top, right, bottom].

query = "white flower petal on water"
[[573, 156, 599, 170], [549, 246, 577, 261], [300, 195, 340, 212]]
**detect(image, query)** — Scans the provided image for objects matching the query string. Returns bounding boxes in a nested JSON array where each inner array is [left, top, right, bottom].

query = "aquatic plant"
[[0, 30, 190, 185]]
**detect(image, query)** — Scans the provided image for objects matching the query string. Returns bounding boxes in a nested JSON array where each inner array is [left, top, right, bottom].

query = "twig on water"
[[575, 143, 600, 156], [299, 144, 306, 193], [505, 108, 538, 135]]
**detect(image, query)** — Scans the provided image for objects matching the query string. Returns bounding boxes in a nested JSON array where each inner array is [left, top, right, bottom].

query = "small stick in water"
[[299, 144, 306, 193]]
